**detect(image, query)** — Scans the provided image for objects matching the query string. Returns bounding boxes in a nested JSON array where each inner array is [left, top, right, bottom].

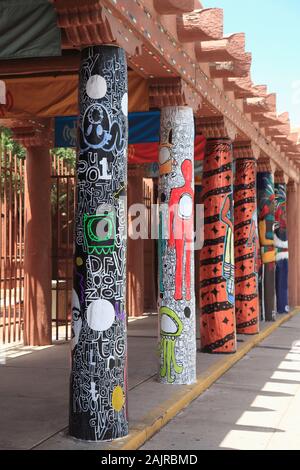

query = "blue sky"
[[203, 0, 300, 128]]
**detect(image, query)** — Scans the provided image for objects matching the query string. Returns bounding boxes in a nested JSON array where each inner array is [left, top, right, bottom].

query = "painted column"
[[200, 138, 236, 353], [297, 184, 300, 306], [257, 160, 276, 321], [69, 46, 128, 441], [287, 180, 298, 308], [24, 146, 52, 346], [158, 106, 196, 385], [274, 172, 289, 314], [234, 145, 259, 334]]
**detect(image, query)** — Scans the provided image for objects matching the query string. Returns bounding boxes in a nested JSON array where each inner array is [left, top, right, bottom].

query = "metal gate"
[[0, 151, 25, 345], [51, 154, 76, 341]]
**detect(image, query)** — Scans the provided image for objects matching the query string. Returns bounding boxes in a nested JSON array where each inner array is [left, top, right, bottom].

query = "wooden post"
[[127, 166, 144, 317], [24, 146, 52, 346], [287, 180, 297, 308]]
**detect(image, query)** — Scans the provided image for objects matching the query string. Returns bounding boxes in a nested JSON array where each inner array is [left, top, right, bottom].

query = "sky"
[[203, 0, 300, 128]]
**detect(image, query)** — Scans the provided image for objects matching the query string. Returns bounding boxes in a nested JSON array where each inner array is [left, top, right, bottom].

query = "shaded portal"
[[69, 45, 128, 441], [158, 106, 196, 385], [200, 138, 236, 353]]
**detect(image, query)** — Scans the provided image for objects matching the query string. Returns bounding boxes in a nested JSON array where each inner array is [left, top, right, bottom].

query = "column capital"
[[128, 165, 144, 178], [51, 0, 142, 55], [275, 169, 289, 185], [8, 118, 53, 148], [197, 116, 238, 140], [149, 77, 202, 113], [287, 179, 297, 193], [257, 156, 276, 174], [233, 143, 255, 161]]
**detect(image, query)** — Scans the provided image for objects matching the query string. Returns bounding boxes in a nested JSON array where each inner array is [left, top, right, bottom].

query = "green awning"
[[0, 0, 61, 60]]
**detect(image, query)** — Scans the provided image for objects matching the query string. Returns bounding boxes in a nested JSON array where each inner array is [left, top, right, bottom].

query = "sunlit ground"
[[220, 339, 300, 450]]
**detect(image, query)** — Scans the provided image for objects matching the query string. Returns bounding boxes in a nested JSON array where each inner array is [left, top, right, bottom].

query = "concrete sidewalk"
[[0, 311, 299, 450], [142, 314, 300, 450]]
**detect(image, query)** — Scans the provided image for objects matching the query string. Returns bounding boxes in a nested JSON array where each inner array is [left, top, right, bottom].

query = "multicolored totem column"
[[234, 145, 259, 334], [200, 138, 236, 353], [69, 46, 128, 441], [158, 106, 196, 385], [257, 159, 276, 322], [274, 172, 289, 314]]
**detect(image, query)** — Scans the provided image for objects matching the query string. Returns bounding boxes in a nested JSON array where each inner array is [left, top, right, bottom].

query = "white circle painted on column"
[[86, 75, 107, 99], [161, 314, 177, 335], [121, 92, 128, 116], [179, 193, 193, 219], [87, 299, 115, 331]]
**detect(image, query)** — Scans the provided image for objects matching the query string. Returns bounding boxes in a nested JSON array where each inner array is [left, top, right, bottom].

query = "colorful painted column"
[[287, 180, 298, 307], [200, 138, 236, 353], [257, 159, 276, 322], [234, 145, 259, 334], [274, 172, 289, 314], [69, 46, 128, 441], [158, 106, 196, 385], [297, 184, 300, 307]]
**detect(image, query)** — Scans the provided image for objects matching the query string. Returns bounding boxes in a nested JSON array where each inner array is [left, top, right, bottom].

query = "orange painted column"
[[287, 180, 298, 308], [200, 138, 236, 353], [24, 146, 52, 346], [234, 145, 259, 334], [298, 184, 300, 306]]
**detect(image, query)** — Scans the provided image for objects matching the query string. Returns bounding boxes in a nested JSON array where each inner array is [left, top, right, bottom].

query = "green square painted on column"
[[0, 0, 61, 59]]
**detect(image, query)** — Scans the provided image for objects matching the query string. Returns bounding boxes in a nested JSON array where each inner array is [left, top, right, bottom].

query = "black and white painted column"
[[69, 46, 128, 441], [158, 106, 196, 385]]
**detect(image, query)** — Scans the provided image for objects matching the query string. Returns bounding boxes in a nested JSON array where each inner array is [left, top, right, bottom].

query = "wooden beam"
[[0, 55, 80, 77], [177, 8, 223, 43]]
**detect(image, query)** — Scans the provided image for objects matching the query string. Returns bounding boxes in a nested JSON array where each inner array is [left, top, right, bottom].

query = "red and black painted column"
[[234, 145, 259, 334], [200, 138, 236, 353]]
